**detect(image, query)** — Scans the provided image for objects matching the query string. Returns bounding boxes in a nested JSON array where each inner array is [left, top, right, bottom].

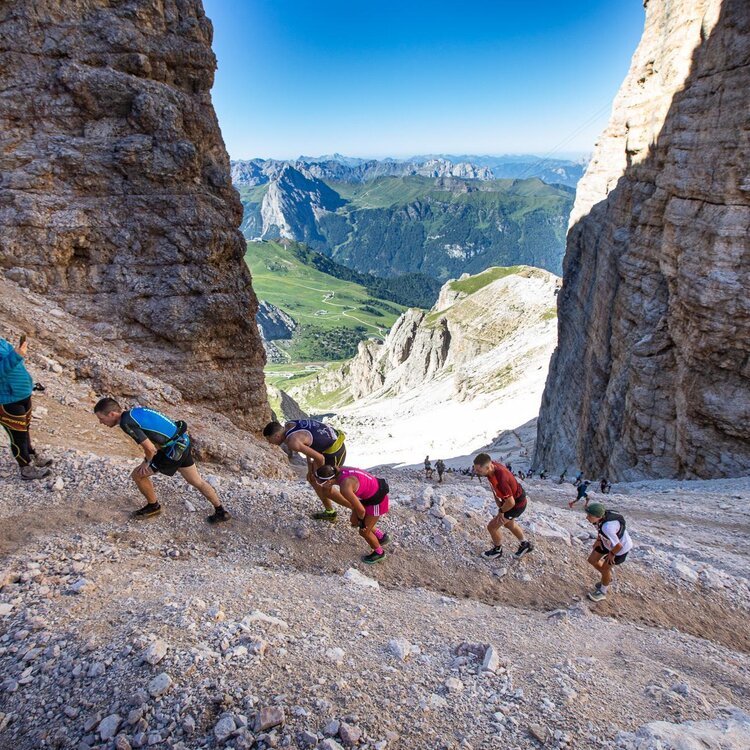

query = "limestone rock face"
[[535, 0, 750, 479], [0, 0, 268, 429], [256, 301, 296, 342], [260, 166, 345, 243], [343, 266, 559, 403]]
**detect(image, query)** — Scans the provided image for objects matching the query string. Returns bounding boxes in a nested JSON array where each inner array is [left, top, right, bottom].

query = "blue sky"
[[203, 1, 645, 160]]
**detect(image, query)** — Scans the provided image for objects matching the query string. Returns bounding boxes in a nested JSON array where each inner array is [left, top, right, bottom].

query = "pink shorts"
[[365, 495, 389, 517]]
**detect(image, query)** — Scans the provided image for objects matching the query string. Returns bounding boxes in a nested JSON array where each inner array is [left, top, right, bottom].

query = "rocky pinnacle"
[[0, 1, 268, 429]]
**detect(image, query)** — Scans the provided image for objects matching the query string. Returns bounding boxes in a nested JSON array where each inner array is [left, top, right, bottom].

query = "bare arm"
[[287, 436, 326, 469], [497, 495, 515, 513], [134, 438, 158, 478], [139, 438, 158, 461], [340, 479, 366, 521], [326, 484, 353, 510]]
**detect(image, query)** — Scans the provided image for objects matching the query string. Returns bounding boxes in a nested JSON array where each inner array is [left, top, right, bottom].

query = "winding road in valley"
[[277, 279, 388, 335]]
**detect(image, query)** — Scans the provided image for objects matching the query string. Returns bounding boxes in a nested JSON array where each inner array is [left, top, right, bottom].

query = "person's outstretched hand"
[[15, 339, 28, 358]]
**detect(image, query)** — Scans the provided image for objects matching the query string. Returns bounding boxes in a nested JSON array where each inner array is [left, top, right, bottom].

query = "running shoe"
[[379, 532, 391, 546], [132, 503, 162, 518], [514, 540, 534, 559], [207, 507, 230, 524], [312, 509, 337, 522], [483, 546, 504, 559], [362, 550, 386, 564], [31, 453, 54, 468], [20, 465, 52, 481], [587, 589, 606, 602]]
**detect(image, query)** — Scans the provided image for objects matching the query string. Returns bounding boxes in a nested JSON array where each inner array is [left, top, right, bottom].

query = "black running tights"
[[0, 396, 33, 467]]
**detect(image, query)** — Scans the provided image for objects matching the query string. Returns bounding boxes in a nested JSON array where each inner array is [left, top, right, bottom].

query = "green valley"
[[245, 240, 409, 362]]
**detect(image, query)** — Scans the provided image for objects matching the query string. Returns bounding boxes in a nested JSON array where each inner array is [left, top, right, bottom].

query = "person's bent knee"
[[587, 553, 601, 566]]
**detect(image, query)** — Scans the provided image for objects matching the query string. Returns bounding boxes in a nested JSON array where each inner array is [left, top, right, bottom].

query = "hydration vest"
[[597, 510, 626, 545]]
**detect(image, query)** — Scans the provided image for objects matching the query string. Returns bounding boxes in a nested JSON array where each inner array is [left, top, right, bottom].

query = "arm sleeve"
[[0, 348, 22, 377], [119, 413, 148, 445], [601, 521, 621, 550]]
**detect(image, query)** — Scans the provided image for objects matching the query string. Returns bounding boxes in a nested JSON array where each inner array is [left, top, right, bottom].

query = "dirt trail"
[[3, 473, 747, 656]]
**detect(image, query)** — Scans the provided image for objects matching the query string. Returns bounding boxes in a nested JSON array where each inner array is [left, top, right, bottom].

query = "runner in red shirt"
[[473, 453, 533, 560]]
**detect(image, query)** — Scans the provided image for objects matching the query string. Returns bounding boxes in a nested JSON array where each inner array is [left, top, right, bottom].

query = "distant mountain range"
[[234, 159, 575, 279], [232, 153, 587, 187]]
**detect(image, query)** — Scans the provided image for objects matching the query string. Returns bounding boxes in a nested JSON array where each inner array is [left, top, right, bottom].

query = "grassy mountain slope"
[[238, 173, 574, 279], [324, 176, 573, 278], [244, 240, 408, 361]]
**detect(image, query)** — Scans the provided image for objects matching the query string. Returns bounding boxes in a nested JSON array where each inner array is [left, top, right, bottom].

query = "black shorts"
[[149, 444, 195, 477], [594, 544, 628, 565], [502, 502, 527, 520], [324, 444, 346, 469]]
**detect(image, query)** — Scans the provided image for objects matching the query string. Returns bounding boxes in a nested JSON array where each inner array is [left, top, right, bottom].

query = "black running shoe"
[[483, 545, 503, 559], [133, 503, 161, 518], [312, 509, 337, 522], [207, 507, 230, 524], [514, 540, 533, 558], [362, 550, 386, 564], [20, 465, 51, 480], [379, 532, 391, 546]]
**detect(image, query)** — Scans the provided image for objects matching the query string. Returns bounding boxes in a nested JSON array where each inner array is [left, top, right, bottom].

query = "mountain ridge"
[[238, 167, 574, 279]]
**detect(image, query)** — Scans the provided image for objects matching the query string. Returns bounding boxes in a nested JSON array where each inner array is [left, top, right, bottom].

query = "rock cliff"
[[0, 0, 268, 429], [535, 0, 750, 479], [346, 267, 559, 403], [256, 301, 297, 342], [259, 166, 345, 243]]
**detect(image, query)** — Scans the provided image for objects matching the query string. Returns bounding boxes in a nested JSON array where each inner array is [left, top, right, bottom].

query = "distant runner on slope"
[[436, 458, 445, 483], [263, 419, 348, 521], [569, 480, 591, 509], [584, 502, 633, 602], [94, 398, 229, 523], [424, 455, 433, 480], [473, 453, 533, 560], [314, 464, 391, 564]]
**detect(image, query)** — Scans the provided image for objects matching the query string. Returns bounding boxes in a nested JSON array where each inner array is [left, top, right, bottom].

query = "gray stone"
[[387, 638, 417, 661], [147, 672, 172, 698], [98, 714, 122, 741], [445, 677, 464, 693], [482, 645, 501, 673], [70, 578, 93, 595], [338, 722, 361, 746], [528, 723, 549, 743], [254, 706, 285, 732], [214, 715, 237, 742], [343, 568, 379, 590], [143, 639, 167, 666], [324, 720, 341, 737]]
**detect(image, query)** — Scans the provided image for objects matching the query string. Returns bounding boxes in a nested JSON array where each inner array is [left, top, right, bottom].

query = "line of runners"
[[90, 402, 632, 602]]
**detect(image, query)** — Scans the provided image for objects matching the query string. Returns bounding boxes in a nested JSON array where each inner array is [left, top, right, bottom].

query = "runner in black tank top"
[[263, 419, 348, 521]]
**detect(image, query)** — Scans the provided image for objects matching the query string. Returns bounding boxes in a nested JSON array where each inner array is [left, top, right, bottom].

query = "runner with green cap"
[[585, 502, 633, 601]]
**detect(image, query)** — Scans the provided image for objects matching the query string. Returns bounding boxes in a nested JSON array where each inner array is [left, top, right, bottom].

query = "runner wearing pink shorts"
[[314, 464, 391, 564]]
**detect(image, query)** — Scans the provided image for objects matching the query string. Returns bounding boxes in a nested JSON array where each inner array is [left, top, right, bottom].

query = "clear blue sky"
[[203, 0, 644, 160]]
